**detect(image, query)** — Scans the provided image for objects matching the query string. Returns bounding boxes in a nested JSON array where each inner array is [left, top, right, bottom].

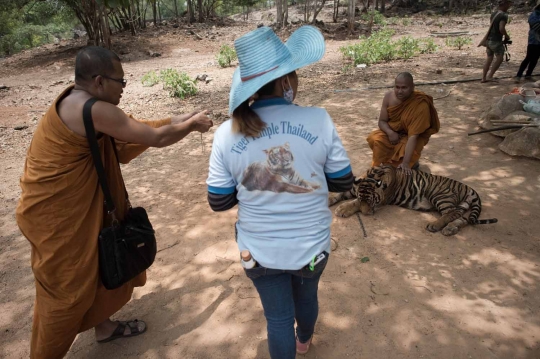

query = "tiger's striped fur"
[[329, 165, 497, 236]]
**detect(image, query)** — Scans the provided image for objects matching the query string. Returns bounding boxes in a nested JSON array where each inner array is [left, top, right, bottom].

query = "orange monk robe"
[[367, 91, 440, 168], [16, 86, 171, 359]]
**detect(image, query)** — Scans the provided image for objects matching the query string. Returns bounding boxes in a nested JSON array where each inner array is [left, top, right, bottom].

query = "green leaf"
[[361, 257, 370, 263]]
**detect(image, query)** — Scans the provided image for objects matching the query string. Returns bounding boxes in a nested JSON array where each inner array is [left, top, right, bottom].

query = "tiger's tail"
[[467, 190, 498, 225]]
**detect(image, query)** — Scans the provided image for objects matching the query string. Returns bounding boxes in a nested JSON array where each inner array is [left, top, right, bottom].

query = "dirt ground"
[[1, 9, 540, 359]]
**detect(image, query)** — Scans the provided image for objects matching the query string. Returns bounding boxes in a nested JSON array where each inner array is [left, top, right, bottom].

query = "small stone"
[[0, 85, 7, 90], [436, 69, 443, 74], [14, 125, 28, 130]]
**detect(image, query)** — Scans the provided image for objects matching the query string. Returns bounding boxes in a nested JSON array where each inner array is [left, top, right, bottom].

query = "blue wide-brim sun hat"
[[229, 25, 325, 114]]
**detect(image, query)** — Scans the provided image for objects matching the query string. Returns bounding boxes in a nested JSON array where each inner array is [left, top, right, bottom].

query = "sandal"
[[97, 319, 147, 343]]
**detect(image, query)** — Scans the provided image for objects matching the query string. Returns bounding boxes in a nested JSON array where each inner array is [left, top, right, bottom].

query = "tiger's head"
[[355, 165, 397, 215]]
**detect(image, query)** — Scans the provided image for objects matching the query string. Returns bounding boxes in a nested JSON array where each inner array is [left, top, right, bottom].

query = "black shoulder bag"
[[83, 98, 157, 290]]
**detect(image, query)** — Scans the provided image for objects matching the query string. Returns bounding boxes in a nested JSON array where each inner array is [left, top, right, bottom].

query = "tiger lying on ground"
[[329, 165, 498, 236]]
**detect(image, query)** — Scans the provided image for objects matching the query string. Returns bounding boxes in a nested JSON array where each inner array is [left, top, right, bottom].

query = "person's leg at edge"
[[487, 53, 504, 80], [482, 54, 494, 82], [517, 45, 533, 78], [251, 272, 296, 359], [525, 44, 540, 77], [292, 270, 324, 345]]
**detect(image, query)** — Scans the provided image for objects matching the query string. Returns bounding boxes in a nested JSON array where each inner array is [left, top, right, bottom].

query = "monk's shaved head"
[[394, 72, 414, 101], [75, 46, 121, 83], [396, 72, 414, 85]]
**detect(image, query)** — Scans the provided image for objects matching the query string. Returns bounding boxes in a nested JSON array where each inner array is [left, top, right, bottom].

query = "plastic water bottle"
[[240, 250, 256, 269]]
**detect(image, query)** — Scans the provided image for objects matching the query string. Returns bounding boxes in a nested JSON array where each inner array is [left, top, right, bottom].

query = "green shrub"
[[0, 23, 73, 56], [341, 30, 436, 66], [445, 36, 472, 50], [396, 36, 420, 59], [216, 44, 237, 68], [402, 18, 411, 26], [141, 71, 160, 87], [159, 69, 198, 98], [419, 38, 438, 54], [361, 10, 387, 26]]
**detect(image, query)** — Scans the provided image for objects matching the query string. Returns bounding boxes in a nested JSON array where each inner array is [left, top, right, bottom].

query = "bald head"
[[75, 46, 121, 84], [396, 72, 414, 85], [394, 72, 414, 101]]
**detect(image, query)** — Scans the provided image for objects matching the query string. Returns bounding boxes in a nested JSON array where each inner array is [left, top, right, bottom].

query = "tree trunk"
[[348, 0, 355, 34], [283, 0, 288, 26], [276, 0, 283, 28], [152, 0, 157, 26], [158, 0, 162, 23], [333, 0, 340, 22], [173, 0, 178, 18], [187, 0, 195, 23], [198, 0, 204, 22], [380, 0, 385, 13], [311, 0, 326, 23]]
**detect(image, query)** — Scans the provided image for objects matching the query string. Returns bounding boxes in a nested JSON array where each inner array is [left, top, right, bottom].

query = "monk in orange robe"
[[16, 46, 213, 359], [367, 72, 440, 174]]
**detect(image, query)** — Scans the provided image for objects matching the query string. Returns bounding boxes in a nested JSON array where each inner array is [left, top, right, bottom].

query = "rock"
[[148, 51, 161, 57], [489, 111, 532, 138], [196, 74, 208, 82], [478, 94, 524, 132], [51, 80, 64, 86], [425, 19, 435, 25], [73, 30, 87, 39], [205, 77, 213, 84], [14, 125, 28, 131], [499, 127, 540, 160], [257, 23, 264, 28], [436, 69, 443, 74], [0, 85, 8, 90]]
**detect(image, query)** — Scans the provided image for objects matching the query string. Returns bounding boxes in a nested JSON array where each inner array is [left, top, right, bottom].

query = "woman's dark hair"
[[232, 72, 294, 137]]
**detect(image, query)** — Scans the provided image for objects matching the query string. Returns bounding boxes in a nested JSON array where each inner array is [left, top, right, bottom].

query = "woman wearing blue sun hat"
[[206, 25, 353, 358]]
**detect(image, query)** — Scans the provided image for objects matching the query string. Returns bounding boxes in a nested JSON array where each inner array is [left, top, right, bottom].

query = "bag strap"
[[82, 98, 117, 217], [109, 137, 131, 204]]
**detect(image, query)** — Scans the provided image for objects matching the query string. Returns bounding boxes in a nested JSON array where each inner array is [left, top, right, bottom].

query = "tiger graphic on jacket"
[[242, 142, 320, 194], [329, 165, 497, 236]]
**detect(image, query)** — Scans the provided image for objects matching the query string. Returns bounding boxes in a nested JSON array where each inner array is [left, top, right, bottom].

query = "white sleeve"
[[323, 114, 352, 178], [207, 131, 237, 194]]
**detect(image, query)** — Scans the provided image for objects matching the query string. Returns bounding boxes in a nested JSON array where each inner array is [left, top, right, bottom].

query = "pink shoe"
[[296, 335, 312, 355]]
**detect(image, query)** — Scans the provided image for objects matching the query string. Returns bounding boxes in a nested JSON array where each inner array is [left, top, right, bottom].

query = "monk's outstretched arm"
[[92, 102, 212, 149], [114, 113, 202, 163]]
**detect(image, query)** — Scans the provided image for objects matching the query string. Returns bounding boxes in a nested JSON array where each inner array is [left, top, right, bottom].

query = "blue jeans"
[[244, 253, 329, 359]]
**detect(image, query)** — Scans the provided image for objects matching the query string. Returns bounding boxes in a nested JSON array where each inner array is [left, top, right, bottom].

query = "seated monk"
[[367, 72, 440, 174]]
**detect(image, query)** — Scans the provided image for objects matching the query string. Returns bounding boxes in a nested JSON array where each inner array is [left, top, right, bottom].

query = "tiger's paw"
[[426, 223, 442, 233], [335, 201, 359, 218], [328, 193, 343, 207], [441, 225, 460, 236]]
